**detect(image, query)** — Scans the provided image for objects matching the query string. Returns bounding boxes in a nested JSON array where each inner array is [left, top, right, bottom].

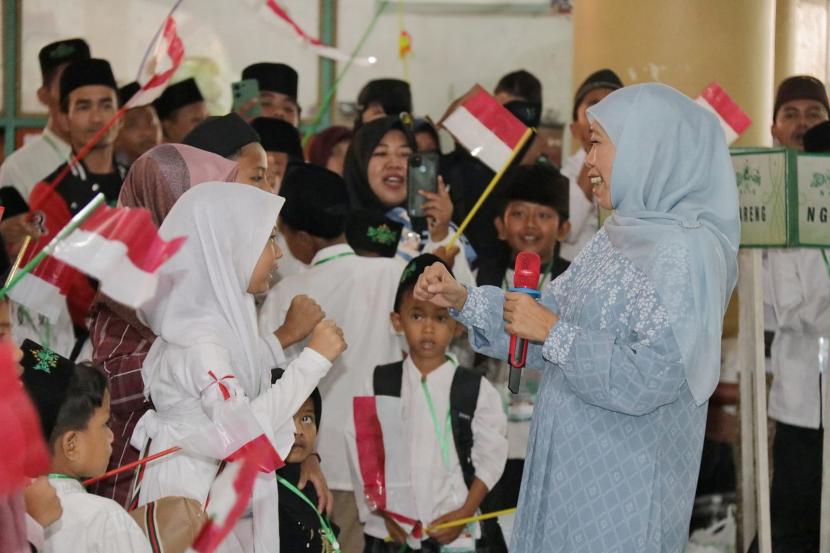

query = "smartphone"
[[231, 79, 262, 118], [407, 153, 439, 218]]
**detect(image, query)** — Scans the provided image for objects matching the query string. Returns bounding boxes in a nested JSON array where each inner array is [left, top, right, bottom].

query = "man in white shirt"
[[0, 38, 90, 201], [766, 78, 830, 552], [259, 162, 404, 553], [559, 69, 622, 262]]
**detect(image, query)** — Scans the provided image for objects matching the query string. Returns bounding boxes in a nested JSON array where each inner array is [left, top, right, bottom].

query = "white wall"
[[335, 2, 573, 125], [19, 0, 573, 127]]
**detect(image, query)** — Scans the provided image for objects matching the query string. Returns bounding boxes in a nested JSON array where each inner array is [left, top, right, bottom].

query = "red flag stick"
[[82, 445, 180, 487]]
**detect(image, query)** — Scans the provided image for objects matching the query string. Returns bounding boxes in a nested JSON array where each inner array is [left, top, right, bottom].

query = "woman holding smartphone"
[[343, 115, 476, 286]]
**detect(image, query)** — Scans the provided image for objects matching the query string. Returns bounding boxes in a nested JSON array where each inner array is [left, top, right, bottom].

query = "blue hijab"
[[588, 83, 740, 405]]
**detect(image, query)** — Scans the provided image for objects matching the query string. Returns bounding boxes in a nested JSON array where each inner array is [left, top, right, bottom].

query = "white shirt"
[[0, 128, 71, 200], [559, 149, 598, 262], [43, 476, 151, 553], [767, 249, 830, 429], [259, 244, 405, 490], [349, 356, 508, 546]]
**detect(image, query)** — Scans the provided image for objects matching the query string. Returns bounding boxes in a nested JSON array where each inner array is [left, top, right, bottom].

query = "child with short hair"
[[20, 340, 151, 552], [350, 254, 508, 553], [477, 163, 571, 290]]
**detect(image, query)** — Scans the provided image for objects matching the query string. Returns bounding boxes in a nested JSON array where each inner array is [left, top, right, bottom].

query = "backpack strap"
[[372, 361, 404, 397], [450, 367, 509, 553], [449, 367, 482, 488]]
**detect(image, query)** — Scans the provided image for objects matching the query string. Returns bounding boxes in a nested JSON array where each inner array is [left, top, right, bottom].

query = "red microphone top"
[[513, 251, 541, 290]]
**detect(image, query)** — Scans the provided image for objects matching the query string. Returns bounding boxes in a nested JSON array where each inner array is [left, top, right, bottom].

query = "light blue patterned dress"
[[453, 228, 706, 552]]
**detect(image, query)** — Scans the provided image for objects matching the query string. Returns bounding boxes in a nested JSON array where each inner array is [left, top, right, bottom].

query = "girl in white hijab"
[[133, 182, 346, 552]]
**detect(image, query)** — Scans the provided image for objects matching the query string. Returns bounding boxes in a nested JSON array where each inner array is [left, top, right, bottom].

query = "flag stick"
[[0, 194, 106, 300], [426, 507, 517, 532], [5, 235, 31, 287], [384, 506, 518, 542], [83, 446, 181, 487], [445, 128, 534, 250]]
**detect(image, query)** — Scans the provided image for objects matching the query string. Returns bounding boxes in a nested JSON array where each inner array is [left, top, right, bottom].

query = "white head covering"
[[139, 181, 285, 397], [588, 83, 740, 405]]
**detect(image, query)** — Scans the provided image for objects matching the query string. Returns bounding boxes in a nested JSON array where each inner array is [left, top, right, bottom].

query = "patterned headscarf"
[[118, 144, 238, 226]]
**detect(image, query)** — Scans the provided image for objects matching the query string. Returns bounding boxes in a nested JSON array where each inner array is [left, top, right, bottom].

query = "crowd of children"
[[0, 32, 827, 553], [0, 36, 581, 553]]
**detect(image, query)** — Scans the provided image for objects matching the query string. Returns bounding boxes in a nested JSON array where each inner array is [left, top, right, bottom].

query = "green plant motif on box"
[[735, 165, 762, 195], [810, 171, 829, 197]]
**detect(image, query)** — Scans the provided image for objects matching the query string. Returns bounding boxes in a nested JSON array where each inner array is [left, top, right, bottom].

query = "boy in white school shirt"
[[259, 162, 404, 553], [20, 340, 151, 553], [348, 255, 508, 553]]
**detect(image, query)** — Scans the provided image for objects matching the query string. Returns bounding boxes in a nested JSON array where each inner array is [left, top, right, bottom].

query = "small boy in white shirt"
[[350, 254, 508, 553], [21, 340, 151, 553]]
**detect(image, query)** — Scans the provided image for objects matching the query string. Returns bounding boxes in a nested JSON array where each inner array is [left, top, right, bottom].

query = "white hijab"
[[140, 181, 285, 397], [588, 84, 740, 404]]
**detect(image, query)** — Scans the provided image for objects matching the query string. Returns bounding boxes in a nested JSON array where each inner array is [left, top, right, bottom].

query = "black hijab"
[[343, 115, 417, 215]]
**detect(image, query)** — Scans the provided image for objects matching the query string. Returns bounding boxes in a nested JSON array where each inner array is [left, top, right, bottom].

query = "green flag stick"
[[302, 0, 389, 146], [0, 193, 106, 300]]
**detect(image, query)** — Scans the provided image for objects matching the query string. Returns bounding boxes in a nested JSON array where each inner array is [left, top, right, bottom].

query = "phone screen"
[[407, 153, 439, 218], [231, 79, 262, 118]]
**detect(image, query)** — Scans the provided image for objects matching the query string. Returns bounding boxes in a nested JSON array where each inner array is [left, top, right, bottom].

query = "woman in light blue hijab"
[[414, 83, 739, 552]]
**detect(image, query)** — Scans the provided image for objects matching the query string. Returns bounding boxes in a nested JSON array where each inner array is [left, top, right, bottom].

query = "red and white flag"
[[439, 84, 532, 172], [186, 437, 272, 553], [127, 0, 186, 108], [179, 402, 290, 473], [695, 82, 751, 145], [9, 199, 186, 321], [352, 396, 421, 536], [51, 203, 186, 308], [6, 254, 77, 323]]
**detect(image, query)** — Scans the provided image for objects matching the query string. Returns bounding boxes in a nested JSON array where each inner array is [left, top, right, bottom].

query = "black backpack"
[[372, 361, 508, 553]]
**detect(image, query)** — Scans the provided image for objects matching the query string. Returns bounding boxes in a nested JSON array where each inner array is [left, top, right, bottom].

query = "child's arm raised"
[[251, 320, 345, 432], [273, 294, 325, 348]]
